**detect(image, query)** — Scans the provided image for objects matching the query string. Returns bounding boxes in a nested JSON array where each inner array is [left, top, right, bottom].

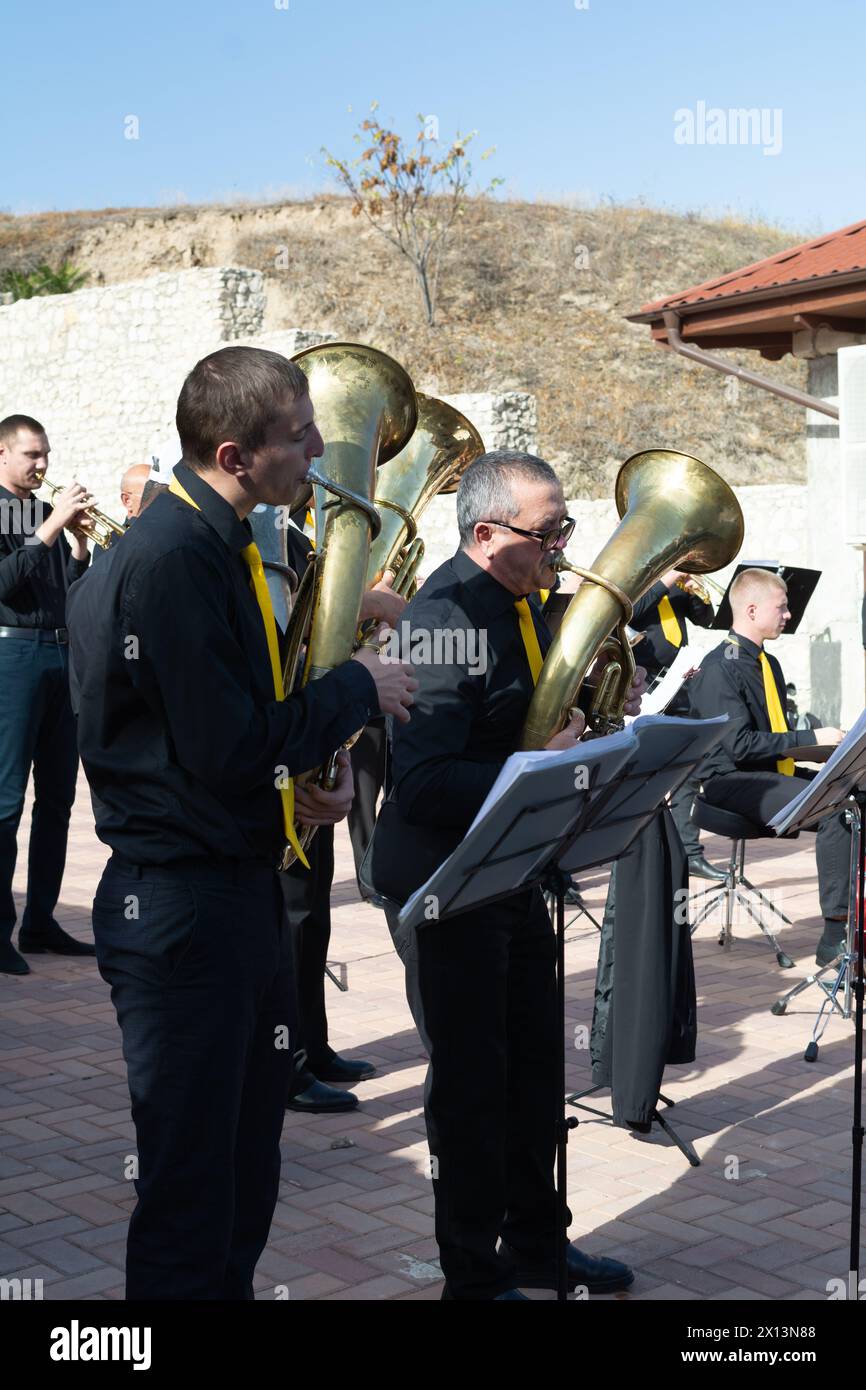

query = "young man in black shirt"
[[67, 347, 417, 1299], [0, 414, 95, 974], [688, 568, 848, 965]]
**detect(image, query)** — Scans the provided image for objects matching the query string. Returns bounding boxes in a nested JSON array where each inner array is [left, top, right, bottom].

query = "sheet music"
[[398, 715, 729, 931], [399, 734, 639, 930], [467, 728, 636, 834], [769, 707, 866, 834], [625, 647, 696, 720]]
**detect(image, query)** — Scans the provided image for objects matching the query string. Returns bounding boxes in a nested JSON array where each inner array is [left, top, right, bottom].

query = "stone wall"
[[0, 268, 265, 505], [440, 392, 537, 455], [0, 268, 535, 514], [0, 264, 853, 725]]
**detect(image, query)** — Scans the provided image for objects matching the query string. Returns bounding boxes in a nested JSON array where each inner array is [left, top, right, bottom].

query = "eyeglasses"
[[484, 516, 576, 552]]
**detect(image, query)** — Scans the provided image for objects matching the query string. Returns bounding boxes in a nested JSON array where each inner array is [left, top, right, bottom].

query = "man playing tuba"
[[369, 450, 644, 1300], [66, 346, 418, 1299]]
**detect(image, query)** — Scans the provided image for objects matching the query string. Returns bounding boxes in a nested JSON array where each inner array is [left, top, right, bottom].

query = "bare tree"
[[324, 104, 500, 326]]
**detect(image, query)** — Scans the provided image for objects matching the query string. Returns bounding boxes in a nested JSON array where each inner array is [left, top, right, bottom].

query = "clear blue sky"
[[4, 0, 863, 234]]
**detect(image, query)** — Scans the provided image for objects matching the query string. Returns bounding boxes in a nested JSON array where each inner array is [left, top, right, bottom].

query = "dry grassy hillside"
[[0, 198, 808, 497]]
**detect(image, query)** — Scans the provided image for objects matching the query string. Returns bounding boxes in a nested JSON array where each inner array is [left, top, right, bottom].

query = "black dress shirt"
[[89, 516, 131, 568], [687, 630, 817, 780], [371, 548, 551, 899], [631, 580, 714, 678], [0, 486, 90, 627], [67, 464, 379, 866]]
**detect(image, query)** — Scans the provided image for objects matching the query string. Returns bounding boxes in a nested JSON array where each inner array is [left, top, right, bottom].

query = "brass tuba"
[[520, 449, 745, 749], [279, 342, 418, 868], [365, 393, 484, 599]]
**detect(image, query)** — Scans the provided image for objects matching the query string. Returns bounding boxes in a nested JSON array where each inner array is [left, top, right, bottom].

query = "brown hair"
[[0, 414, 46, 446], [175, 346, 309, 471]]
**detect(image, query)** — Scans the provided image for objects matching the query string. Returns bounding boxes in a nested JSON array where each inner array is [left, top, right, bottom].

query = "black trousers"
[[670, 769, 702, 859], [347, 721, 386, 893], [93, 854, 294, 1300], [386, 888, 566, 1299], [0, 638, 78, 946], [703, 771, 851, 920], [279, 826, 334, 1074]]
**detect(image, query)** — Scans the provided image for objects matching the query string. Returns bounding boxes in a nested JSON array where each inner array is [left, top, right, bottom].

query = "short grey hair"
[[456, 450, 560, 547]]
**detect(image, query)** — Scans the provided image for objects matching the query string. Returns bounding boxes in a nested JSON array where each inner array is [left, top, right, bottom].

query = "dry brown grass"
[[2, 197, 808, 497]]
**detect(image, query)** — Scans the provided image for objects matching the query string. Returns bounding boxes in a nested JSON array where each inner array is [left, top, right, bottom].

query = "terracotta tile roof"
[[634, 218, 866, 318]]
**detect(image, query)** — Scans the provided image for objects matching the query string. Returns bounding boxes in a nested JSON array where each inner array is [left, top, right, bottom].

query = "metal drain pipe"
[[662, 310, 839, 420]]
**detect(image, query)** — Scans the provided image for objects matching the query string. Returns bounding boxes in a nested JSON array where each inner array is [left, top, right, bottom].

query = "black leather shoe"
[[816, 937, 845, 967], [310, 1051, 377, 1084], [285, 1080, 359, 1114], [500, 1240, 634, 1294], [0, 941, 30, 975], [18, 924, 96, 956], [688, 854, 728, 883]]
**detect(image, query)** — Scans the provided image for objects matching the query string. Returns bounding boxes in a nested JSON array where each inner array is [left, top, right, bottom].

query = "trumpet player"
[[0, 414, 95, 975], [631, 569, 725, 882], [66, 347, 417, 1300]]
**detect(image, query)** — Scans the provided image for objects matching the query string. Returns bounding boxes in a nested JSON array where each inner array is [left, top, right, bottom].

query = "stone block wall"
[[1, 264, 849, 724], [0, 268, 265, 507], [0, 268, 534, 518]]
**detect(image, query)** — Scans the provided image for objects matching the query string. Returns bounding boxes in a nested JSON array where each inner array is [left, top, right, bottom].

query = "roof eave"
[[628, 267, 866, 325]]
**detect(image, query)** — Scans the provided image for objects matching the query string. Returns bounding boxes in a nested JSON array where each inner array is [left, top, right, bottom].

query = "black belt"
[[109, 853, 276, 886], [0, 625, 68, 644]]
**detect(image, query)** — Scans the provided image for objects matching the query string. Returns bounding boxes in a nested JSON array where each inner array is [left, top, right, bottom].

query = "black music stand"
[[398, 715, 728, 1302], [710, 563, 820, 634], [767, 712, 866, 1300]]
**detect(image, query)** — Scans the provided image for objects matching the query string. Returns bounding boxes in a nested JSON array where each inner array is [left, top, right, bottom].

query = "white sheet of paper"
[[769, 707, 866, 834], [625, 646, 696, 721]]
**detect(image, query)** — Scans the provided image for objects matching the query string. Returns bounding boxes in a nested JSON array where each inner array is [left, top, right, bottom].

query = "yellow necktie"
[[169, 476, 310, 866], [657, 594, 683, 648], [515, 598, 544, 685], [304, 509, 316, 550], [759, 650, 795, 776]]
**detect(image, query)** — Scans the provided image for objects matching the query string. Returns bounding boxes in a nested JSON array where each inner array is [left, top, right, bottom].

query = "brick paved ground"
[[0, 771, 861, 1301]]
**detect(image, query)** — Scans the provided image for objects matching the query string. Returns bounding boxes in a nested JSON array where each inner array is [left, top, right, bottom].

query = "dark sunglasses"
[[484, 516, 576, 552]]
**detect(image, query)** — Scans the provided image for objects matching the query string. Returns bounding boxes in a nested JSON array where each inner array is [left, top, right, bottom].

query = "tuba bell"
[[365, 393, 484, 599], [279, 342, 418, 868], [520, 449, 745, 749]]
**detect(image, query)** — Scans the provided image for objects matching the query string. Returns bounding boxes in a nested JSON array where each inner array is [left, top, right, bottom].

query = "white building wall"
[[807, 354, 864, 727]]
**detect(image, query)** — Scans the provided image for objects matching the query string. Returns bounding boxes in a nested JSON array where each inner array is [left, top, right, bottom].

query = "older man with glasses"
[[368, 450, 643, 1301]]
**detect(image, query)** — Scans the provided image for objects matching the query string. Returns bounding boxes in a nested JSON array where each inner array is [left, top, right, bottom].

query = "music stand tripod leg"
[[651, 1106, 701, 1167], [849, 797, 865, 1300], [770, 958, 848, 1017], [546, 866, 579, 1304]]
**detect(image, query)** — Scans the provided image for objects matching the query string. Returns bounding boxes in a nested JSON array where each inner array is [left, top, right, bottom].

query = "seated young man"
[[688, 567, 848, 965]]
